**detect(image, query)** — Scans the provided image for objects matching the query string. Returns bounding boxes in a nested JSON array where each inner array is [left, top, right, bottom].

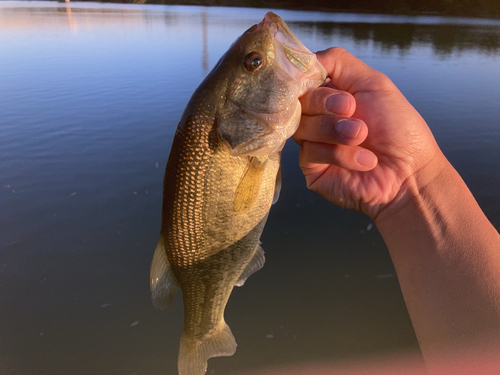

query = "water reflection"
[[65, 5, 77, 35], [201, 11, 209, 74], [291, 21, 500, 57]]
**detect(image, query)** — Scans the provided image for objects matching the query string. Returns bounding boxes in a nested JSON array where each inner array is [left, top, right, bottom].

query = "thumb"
[[316, 48, 389, 94]]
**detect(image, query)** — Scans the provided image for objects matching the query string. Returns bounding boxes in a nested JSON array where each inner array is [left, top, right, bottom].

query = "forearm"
[[375, 156, 500, 358]]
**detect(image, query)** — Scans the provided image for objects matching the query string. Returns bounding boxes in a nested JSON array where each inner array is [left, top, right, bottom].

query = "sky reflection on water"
[[0, 2, 499, 374]]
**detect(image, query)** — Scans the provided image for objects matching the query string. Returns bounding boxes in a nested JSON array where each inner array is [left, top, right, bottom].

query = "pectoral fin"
[[272, 166, 282, 205], [150, 236, 178, 310], [233, 157, 267, 214], [273, 153, 282, 205]]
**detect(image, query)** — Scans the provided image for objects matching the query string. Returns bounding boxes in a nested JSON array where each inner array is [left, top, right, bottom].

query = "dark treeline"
[[100, 0, 500, 18]]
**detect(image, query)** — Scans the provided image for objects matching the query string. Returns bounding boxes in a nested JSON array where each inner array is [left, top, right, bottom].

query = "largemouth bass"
[[150, 12, 327, 375]]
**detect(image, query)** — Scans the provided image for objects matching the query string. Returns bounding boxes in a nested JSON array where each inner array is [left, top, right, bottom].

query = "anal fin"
[[178, 321, 236, 375], [235, 243, 265, 287], [150, 236, 178, 310]]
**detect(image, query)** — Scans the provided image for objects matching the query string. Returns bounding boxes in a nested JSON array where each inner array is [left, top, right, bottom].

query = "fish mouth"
[[260, 12, 327, 85]]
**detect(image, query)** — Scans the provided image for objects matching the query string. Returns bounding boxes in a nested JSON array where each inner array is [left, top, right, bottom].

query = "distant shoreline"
[[91, 0, 500, 19]]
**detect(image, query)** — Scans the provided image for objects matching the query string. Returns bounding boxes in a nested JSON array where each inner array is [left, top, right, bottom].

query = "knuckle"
[[319, 114, 340, 137], [330, 47, 348, 58], [301, 141, 314, 159], [301, 87, 330, 114], [332, 143, 349, 160], [371, 71, 395, 91], [313, 88, 331, 110], [314, 87, 339, 112]]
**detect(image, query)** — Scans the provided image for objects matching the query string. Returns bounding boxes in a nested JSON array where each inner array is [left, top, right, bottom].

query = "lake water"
[[1, 2, 499, 374]]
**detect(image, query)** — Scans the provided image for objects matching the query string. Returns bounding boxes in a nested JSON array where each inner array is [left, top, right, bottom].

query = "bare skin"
[[293, 48, 500, 364]]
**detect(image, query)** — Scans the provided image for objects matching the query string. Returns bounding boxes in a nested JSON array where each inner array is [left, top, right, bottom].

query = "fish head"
[[215, 12, 328, 156]]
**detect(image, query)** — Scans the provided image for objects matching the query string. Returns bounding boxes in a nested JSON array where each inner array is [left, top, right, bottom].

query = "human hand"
[[294, 48, 500, 359], [293, 47, 448, 220]]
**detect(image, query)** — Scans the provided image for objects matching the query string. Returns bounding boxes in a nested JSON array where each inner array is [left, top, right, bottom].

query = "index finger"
[[299, 86, 356, 117]]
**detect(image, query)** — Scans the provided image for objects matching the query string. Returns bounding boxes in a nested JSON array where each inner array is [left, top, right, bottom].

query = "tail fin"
[[178, 321, 237, 375]]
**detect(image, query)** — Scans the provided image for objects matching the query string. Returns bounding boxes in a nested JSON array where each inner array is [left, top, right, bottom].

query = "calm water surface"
[[1, 2, 500, 374]]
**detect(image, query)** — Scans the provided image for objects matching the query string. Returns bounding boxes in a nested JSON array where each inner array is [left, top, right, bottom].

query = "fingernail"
[[326, 94, 350, 115], [335, 119, 361, 140], [355, 150, 377, 168]]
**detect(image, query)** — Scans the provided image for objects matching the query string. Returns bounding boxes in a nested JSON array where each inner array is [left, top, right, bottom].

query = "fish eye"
[[244, 52, 264, 72]]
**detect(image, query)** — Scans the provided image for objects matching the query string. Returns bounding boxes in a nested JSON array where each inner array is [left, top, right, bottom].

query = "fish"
[[150, 12, 327, 375]]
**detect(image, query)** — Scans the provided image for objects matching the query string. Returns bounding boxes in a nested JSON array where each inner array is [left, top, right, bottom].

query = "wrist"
[[374, 152, 451, 232]]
